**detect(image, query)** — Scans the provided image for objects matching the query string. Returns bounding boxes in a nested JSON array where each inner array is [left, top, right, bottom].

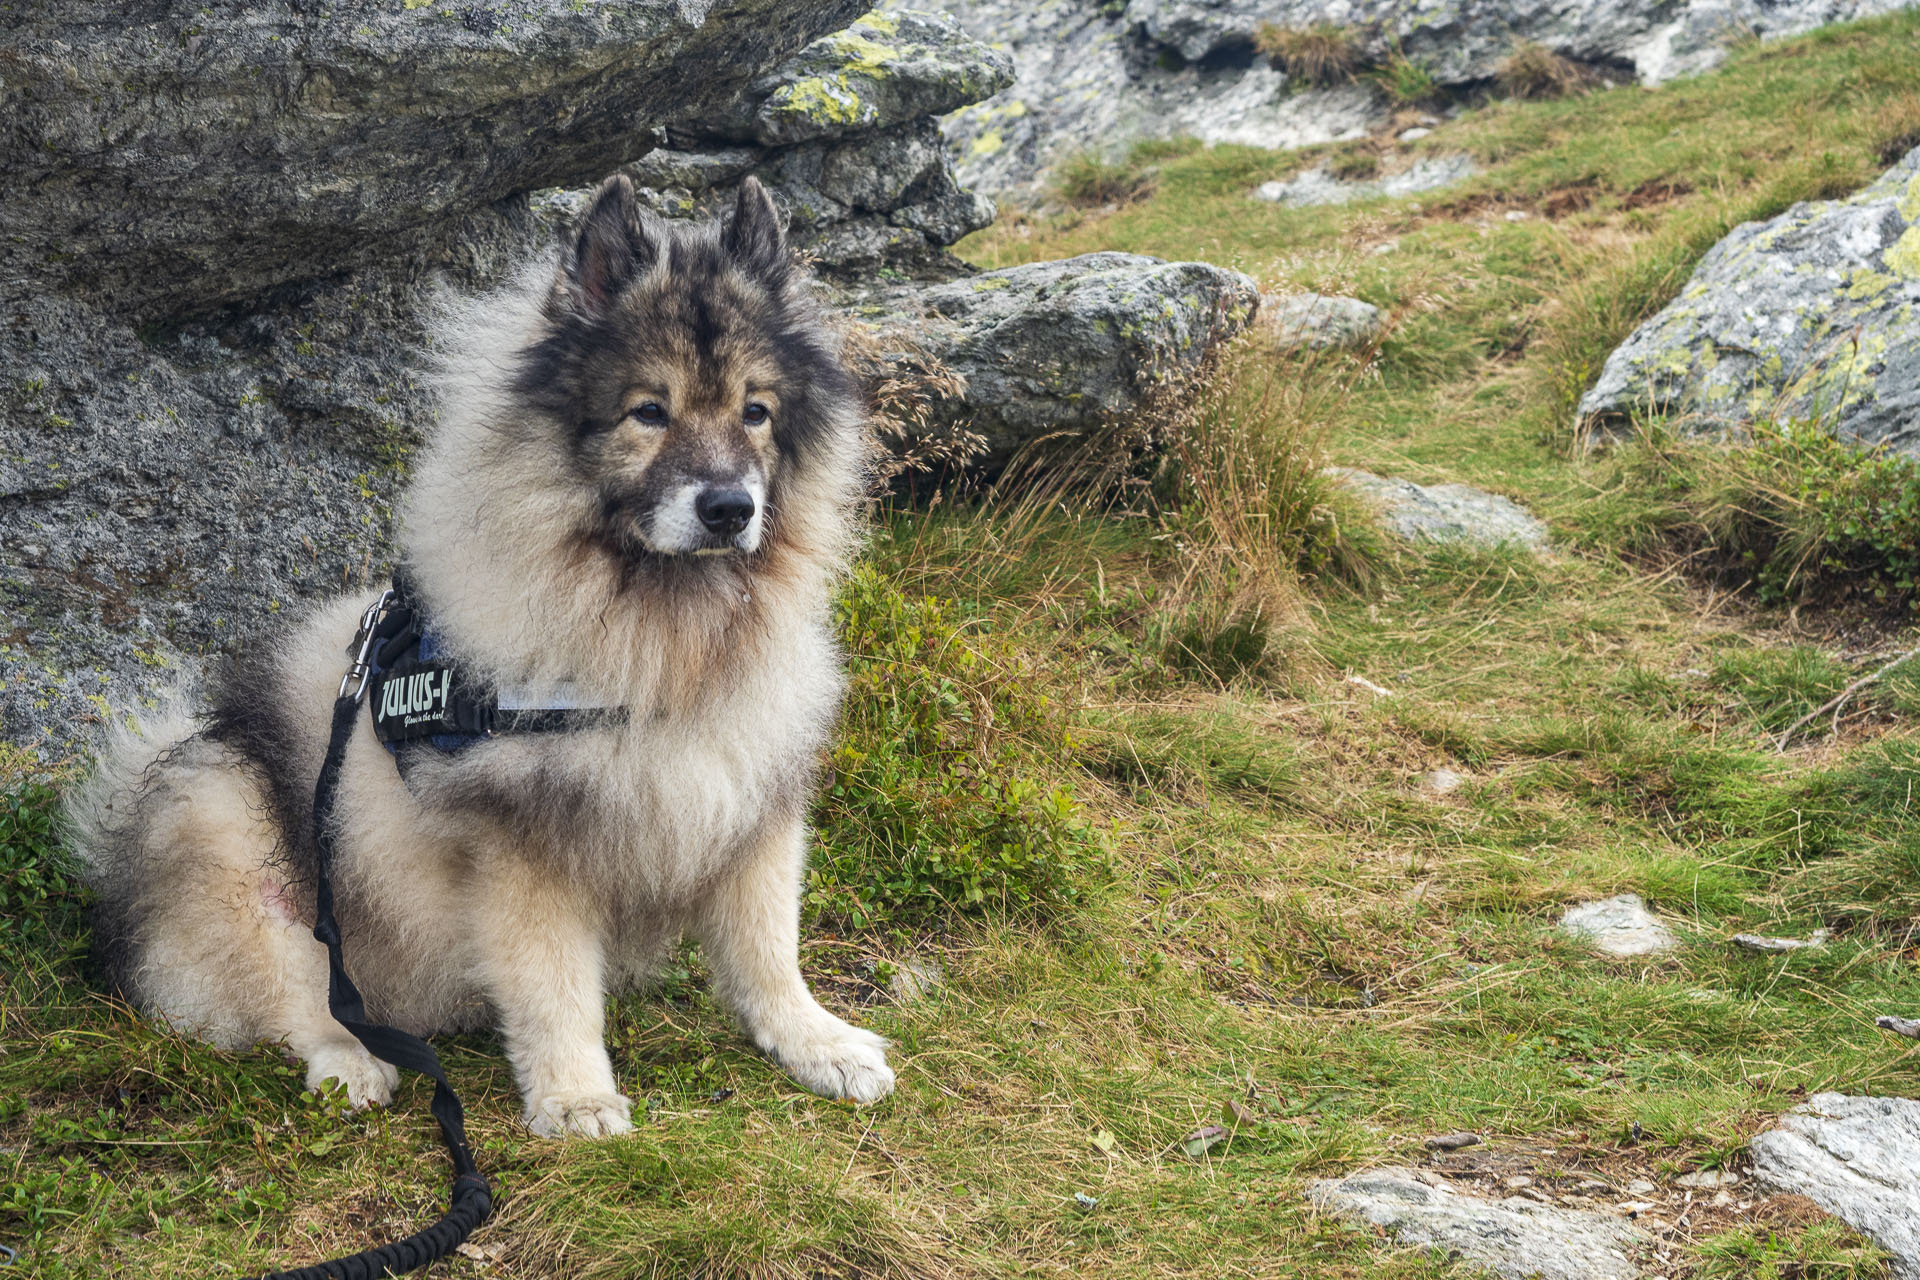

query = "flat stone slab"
[[1254, 155, 1478, 208], [1751, 1093, 1920, 1279], [1559, 894, 1678, 956], [1264, 293, 1385, 352], [1310, 1167, 1647, 1280], [1329, 469, 1548, 550]]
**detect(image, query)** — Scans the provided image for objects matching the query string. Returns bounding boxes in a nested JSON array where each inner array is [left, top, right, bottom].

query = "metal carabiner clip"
[[337, 588, 396, 703]]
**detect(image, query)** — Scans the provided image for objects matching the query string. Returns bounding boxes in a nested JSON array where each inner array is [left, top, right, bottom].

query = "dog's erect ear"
[[723, 177, 789, 284], [559, 174, 656, 318]]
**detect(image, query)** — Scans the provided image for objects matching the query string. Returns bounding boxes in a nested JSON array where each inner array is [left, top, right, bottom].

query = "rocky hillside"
[[920, 0, 1920, 193]]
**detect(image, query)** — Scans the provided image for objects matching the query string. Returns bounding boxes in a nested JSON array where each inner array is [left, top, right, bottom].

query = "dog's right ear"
[[555, 174, 656, 319]]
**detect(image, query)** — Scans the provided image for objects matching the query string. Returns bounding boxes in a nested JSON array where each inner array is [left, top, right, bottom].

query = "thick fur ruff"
[[63, 178, 893, 1133]]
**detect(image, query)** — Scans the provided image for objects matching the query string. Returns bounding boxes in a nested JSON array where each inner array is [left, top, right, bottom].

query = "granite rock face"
[[627, 10, 1011, 275], [0, 0, 871, 321], [1751, 1093, 1920, 1278], [1, 201, 546, 759], [1330, 470, 1549, 549], [919, 0, 1920, 194], [1578, 144, 1920, 453], [855, 252, 1261, 473], [914, 0, 1383, 197], [1310, 1168, 1648, 1280], [1131, 0, 1916, 88]]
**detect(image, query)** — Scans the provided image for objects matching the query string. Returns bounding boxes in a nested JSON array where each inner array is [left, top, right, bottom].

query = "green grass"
[[11, 10, 1920, 1277]]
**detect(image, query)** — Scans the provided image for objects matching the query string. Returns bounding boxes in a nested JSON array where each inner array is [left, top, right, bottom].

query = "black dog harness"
[[365, 574, 629, 757], [251, 578, 625, 1280]]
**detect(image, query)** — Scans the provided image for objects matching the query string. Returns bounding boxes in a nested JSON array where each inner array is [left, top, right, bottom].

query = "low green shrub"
[[1370, 50, 1437, 106], [0, 783, 88, 965], [1606, 419, 1920, 614], [807, 567, 1103, 931]]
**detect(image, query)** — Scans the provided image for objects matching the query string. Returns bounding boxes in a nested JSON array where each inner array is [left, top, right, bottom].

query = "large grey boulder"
[[1, 202, 544, 758], [1310, 1168, 1647, 1280], [0, 0, 871, 321], [1751, 1093, 1920, 1278], [689, 8, 1015, 146], [1578, 144, 1920, 452], [628, 10, 1010, 275], [856, 252, 1261, 473]]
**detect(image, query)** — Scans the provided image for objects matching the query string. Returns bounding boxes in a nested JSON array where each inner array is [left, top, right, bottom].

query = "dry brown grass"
[[1254, 22, 1365, 86], [1871, 89, 1920, 162], [1496, 40, 1593, 100]]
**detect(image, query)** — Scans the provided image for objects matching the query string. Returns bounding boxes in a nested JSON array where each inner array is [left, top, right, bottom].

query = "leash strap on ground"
[[251, 641, 493, 1278]]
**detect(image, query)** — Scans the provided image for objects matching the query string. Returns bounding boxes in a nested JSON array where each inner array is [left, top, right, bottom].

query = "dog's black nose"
[[695, 488, 756, 536]]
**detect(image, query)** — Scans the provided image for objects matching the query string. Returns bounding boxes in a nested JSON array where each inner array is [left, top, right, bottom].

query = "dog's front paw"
[[526, 1091, 635, 1139], [305, 1042, 399, 1110], [774, 1020, 895, 1104]]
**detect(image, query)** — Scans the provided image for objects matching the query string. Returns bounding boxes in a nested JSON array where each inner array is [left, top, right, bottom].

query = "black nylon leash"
[[252, 592, 492, 1280]]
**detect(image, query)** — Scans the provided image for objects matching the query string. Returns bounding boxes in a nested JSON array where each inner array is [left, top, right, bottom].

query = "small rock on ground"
[[1732, 930, 1830, 953], [1254, 154, 1478, 208], [1310, 1167, 1646, 1280], [1751, 1094, 1920, 1279], [1419, 768, 1468, 796], [1559, 894, 1679, 957], [1263, 293, 1385, 352], [1424, 1130, 1481, 1150], [1328, 469, 1549, 550], [886, 957, 944, 1002]]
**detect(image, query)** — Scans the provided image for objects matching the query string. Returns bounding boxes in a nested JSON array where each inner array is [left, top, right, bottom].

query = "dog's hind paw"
[[304, 1042, 399, 1110], [777, 1021, 895, 1104], [526, 1091, 635, 1139]]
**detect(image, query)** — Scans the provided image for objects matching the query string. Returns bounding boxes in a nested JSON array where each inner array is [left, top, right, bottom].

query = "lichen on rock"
[[1578, 143, 1920, 454]]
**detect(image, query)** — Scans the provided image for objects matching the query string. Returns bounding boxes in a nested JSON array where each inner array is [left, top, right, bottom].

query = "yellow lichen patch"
[[768, 75, 866, 129], [816, 28, 900, 77], [1884, 224, 1920, 278], [1899, 170, 1920, 224], [971, 130, 1003, 156], [1846, 269, 1897, 301]]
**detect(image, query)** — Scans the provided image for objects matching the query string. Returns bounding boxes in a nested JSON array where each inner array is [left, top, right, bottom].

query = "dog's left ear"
[[723, 177, 790, 285]]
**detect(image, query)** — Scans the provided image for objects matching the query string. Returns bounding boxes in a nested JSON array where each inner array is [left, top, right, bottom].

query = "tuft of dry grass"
[[1871, 89, 1920, 162], [1497, 40, 1593, 100], [1055, 152, 1158, 209], [1254, 22, 1365, 87]]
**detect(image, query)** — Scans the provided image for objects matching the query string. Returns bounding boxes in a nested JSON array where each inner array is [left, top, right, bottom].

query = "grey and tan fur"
[[63, 175, 893, 1137]]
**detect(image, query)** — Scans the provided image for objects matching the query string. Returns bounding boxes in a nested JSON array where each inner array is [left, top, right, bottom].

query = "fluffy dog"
[[64, 175, 893, 1137]]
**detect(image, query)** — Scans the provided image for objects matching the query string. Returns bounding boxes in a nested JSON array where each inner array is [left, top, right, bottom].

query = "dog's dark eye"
[[743, 402, 770, 426], [628, 401, 667, 425]]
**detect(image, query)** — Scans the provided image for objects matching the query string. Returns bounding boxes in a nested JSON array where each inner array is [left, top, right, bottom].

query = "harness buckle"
[[338, 589, 396, 703]]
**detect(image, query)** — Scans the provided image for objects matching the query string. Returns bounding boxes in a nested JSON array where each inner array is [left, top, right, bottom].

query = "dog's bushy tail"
[[60, 689, 202, 991]]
